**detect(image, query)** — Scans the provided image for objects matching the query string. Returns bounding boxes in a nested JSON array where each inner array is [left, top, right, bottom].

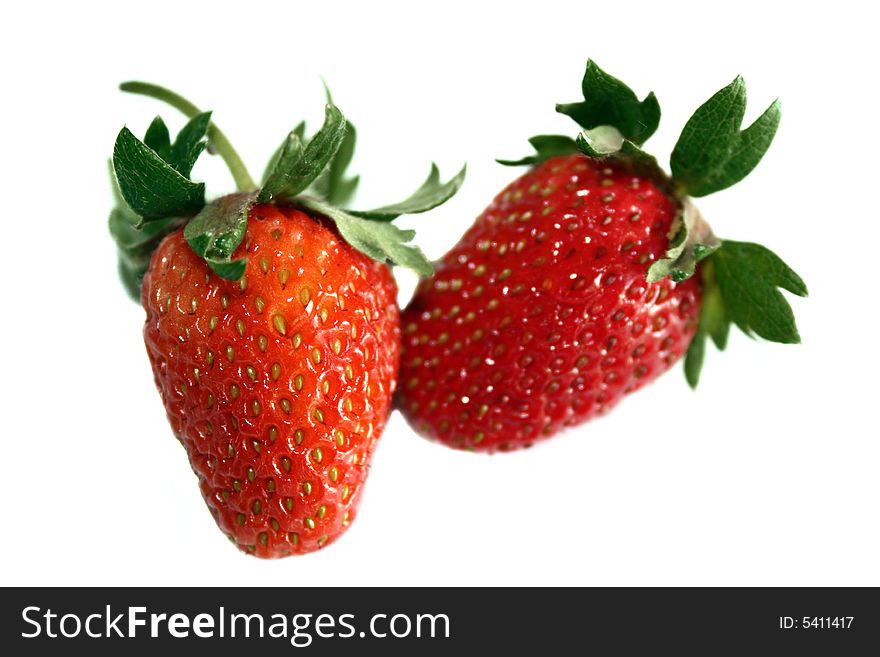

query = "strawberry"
[[109, 82, 464, 556], [397, 61, 806, 452]]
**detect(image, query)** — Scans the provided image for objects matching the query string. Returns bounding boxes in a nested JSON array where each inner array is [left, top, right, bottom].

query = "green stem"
[[119, 81, 257, 192]]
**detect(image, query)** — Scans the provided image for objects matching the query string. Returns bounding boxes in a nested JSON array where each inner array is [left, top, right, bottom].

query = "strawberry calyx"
[[497, 60, 807, 387], [109, 82, 465, 297]]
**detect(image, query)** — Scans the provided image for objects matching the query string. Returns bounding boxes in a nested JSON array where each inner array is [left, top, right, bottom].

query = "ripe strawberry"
[[397, 61, 806, 452], [109, 82, 464, 555]]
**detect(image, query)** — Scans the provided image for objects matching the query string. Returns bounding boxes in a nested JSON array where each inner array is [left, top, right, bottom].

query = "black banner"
[[2, 587, 876, 654]]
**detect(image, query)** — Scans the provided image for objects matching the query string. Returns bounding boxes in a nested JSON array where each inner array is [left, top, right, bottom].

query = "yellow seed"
[[236, 513, 245, 526], [278, 269, 290, 286], [294, 374, 304, 391], [317, 535, 329, 546], [226, 345, 235, 362], [329, 466, 339, 482], [258, 335, 268, 352], [322, 380, 330, 395], [281, 457, 291, 473], [206, 393, 214, 408], [252, 500, 262, 514], [284, 498, 294, 512], [311, 348, 322, 364], [344, 398, 353, 412], [344, 364, 354, 380], [313, 408, 325, 423], [221, 295, 229, 309], [255, 297, 265, 313], [272, 314, 287, 335], [280, 398, 291, 413], [289, 532, 299, 544], [332, 339, 342, 355], [209, 316, 218, 332], [230, 384, 240, 399], [299, 286, 312, 306], [206, 351, 214, 366], [246, 365, 257, 381], [294, 429, 304, 445], [267, 426, 278, 442], [498, 268, 512, 281], [316, 505, 327, 519], [292, 333, 302, 349], [305, 518, 316, 530], [271, 362, 282, 380], [239, 277, 247, 292], [252, 399, 261, 416], [272, 229, 282, 241], [312, 448, 323, 463], [247, 466, 256, 482], [319, 307, 328, 323], [259, 257, 269, 274], [303, 481, 313, 496], [341, 484, 350, 500], [473, 264, 486, 277]]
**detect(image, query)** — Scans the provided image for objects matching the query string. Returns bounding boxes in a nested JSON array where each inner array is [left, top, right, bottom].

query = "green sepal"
[[108, 162, 183, 300], [169, 111, 212, 177], [262, 122, 306, 186], [348, 163, 466, 222], [684, 241, 806, 386], [184, 193, 257, 280], [144, 116, 171, 156], [258, 104, 346, 203], [311, 121, 360, 206], [143, 111, 212, 176], [711, 240, 806, 343], [297, 197, 433, 276], [113, 126, 205, 222], [646, 201, 720, 283], [575, 127, 659, 172], [259, 131, 305, 202], [683, 332, 706, 389], [496, 135, 578, 167], [671, 76, 781, 197], [556, 60, 660, 145]]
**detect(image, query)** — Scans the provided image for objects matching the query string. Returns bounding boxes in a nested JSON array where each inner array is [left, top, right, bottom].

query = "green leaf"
[[113, 127, 205, 221], [144, 116, 171, 158], [184, 193, 256, 280], [646, 201, 720, 283], [311, 121, 360, 205], [168, 111, 211, 177], [497, 134, 578, 167], [257, 104, 346, 203], [710, 240, 806, 344], [348, 163, 466, 222], [556, 60, 660, 145], [670, 76, 781, 197], [298, 197, 433, 276]]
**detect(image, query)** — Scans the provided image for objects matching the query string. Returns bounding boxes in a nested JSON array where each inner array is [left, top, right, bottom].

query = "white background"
[[1, 0, 877, 586]]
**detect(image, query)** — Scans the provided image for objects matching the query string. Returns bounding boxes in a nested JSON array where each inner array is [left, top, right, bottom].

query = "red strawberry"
[[109, 82, 464, 555], [397, 61, 806, 452]]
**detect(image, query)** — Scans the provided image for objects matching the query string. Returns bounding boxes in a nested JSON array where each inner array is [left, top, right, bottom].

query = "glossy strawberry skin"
[[142, 203, 400, 557], [397, 154, 700, 452]]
